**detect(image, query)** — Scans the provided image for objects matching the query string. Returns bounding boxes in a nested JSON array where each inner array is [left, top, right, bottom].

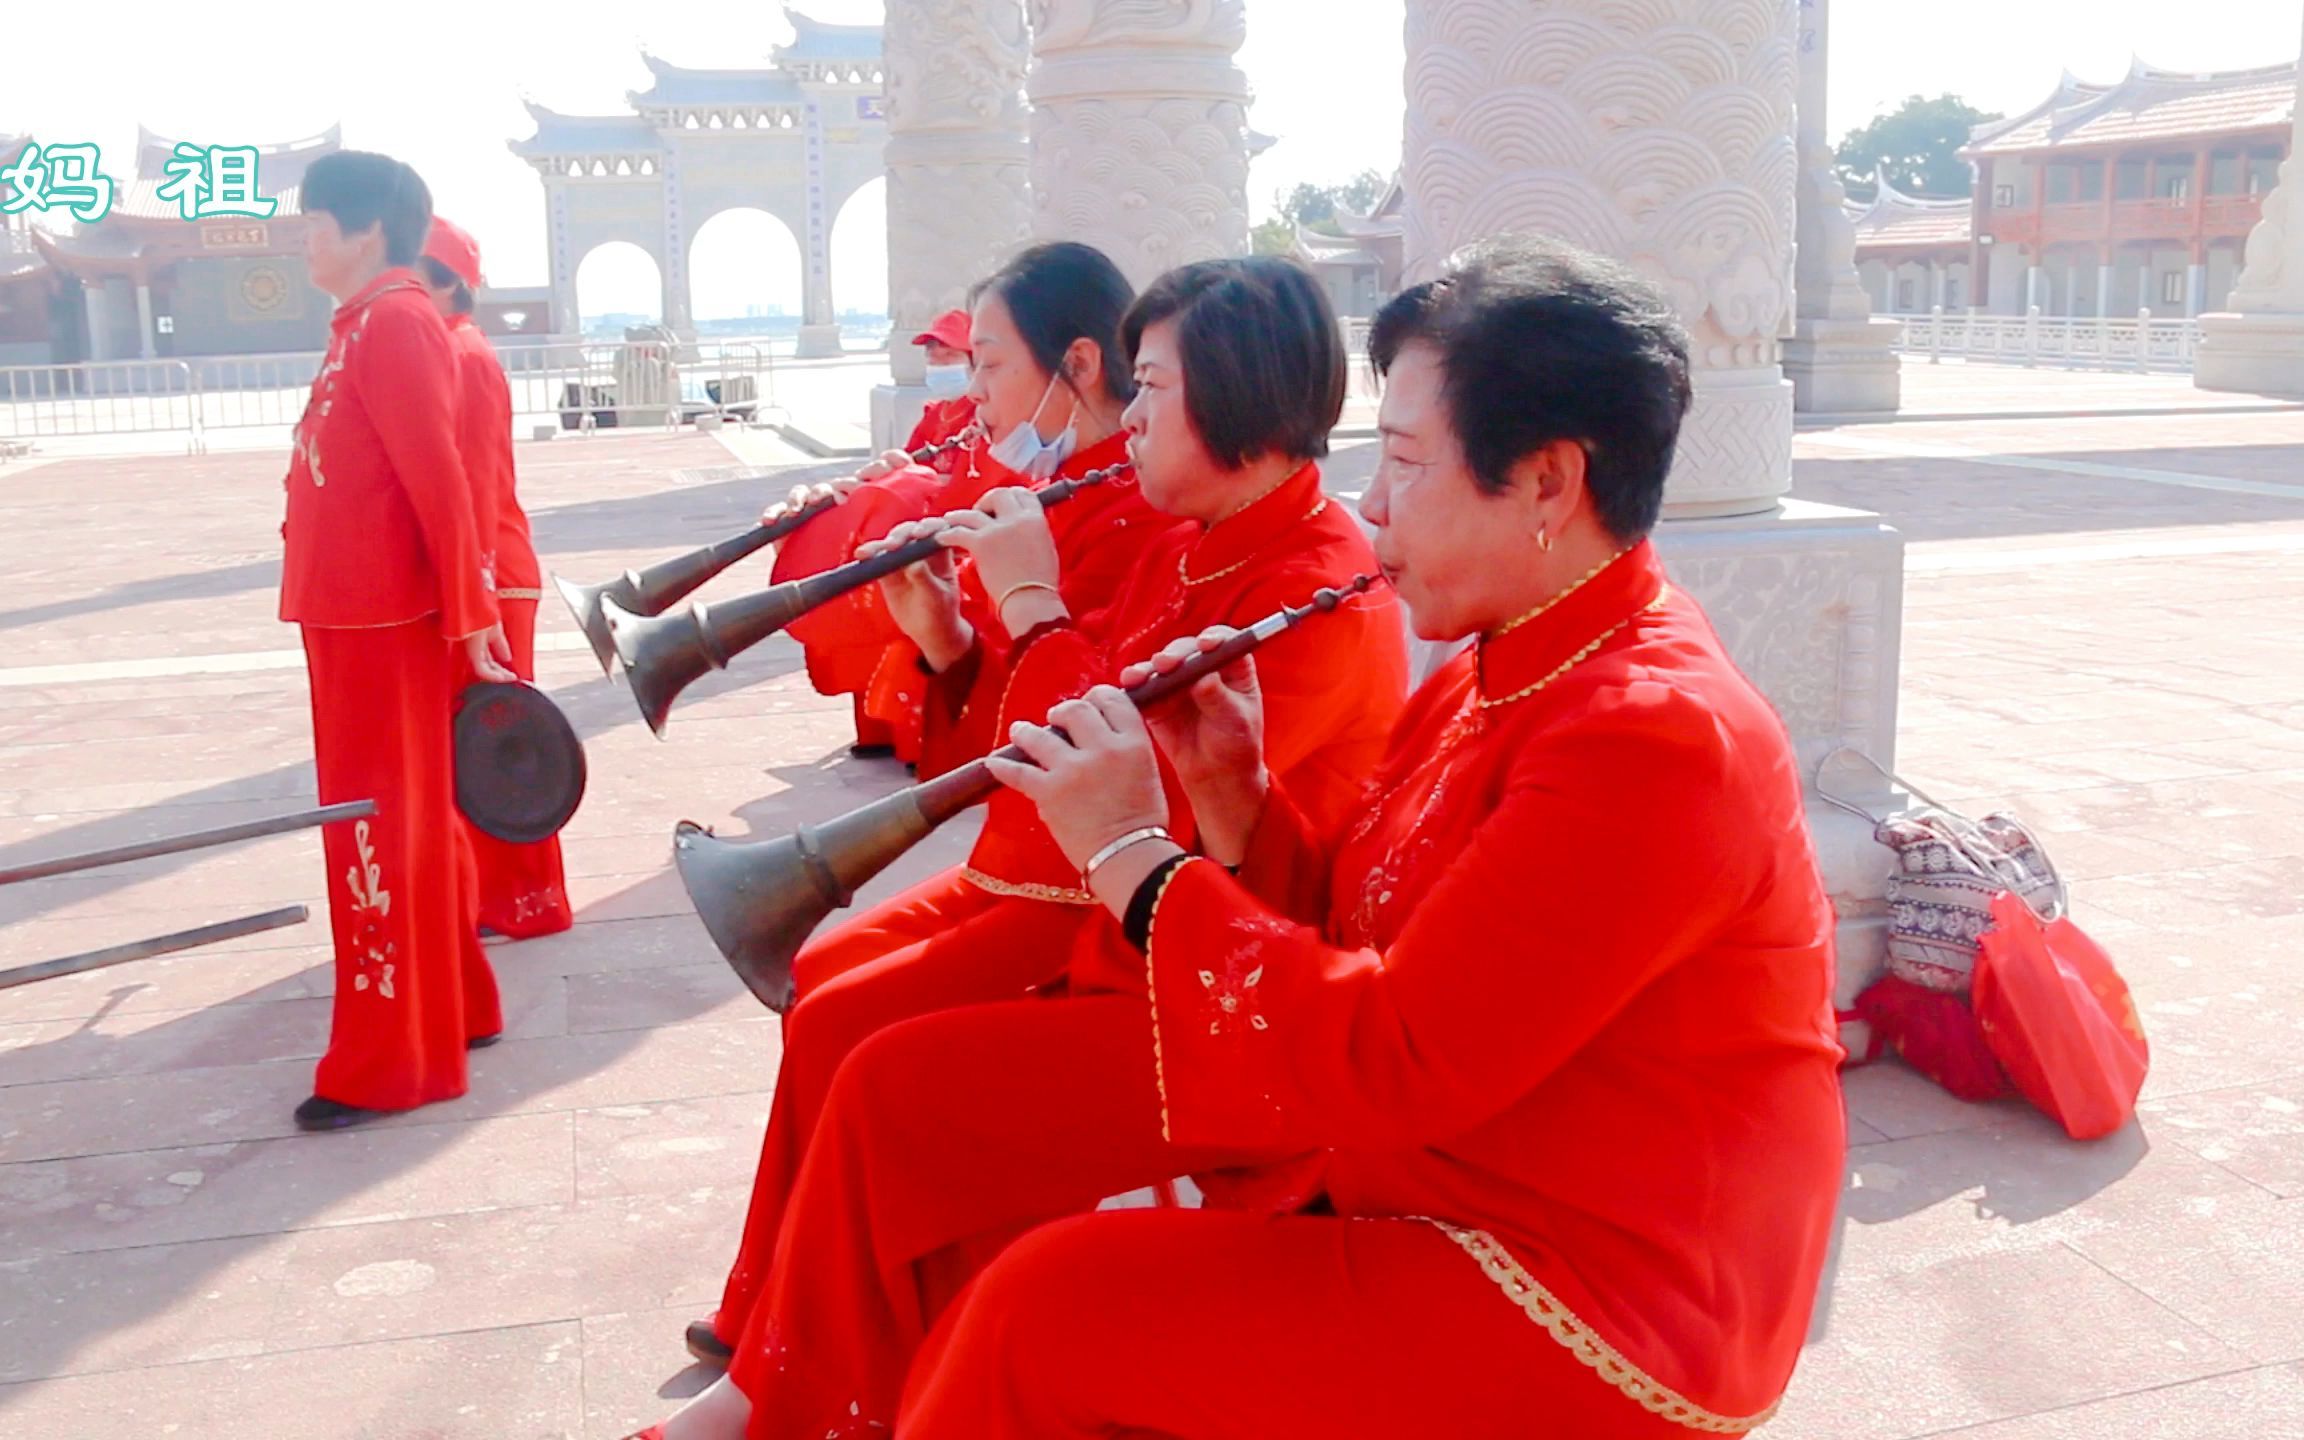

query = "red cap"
[[910, 308, 972, 355], [422, 217, 484, 290]]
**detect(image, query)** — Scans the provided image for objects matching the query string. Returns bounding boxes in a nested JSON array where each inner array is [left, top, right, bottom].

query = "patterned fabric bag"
[[1821, 750, 2066, 1102]]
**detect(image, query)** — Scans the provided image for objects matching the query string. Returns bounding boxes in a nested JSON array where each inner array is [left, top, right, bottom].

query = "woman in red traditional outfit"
[[284, 154, 516, 1133], [902, 307, 977, 467], [417, 216, 573, 941], [766, 246, 1153, 761], [657, 258, 1405, 1403], [625, 238, 1841, 1440]]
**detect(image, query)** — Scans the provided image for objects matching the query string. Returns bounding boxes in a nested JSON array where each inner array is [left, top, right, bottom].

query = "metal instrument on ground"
[[609, 461, 1134, 739], [553, 430, 977, 675], [670, 575, 1379, 1011], [0, 801, 376, 990]]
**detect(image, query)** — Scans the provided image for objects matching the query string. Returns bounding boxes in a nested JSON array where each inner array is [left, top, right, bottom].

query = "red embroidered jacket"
[[1145, 542, 1845, 1430], [279, 270, 496, 637]]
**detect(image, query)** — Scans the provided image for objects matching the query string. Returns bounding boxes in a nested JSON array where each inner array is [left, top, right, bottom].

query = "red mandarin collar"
[[332, 268, 424, 331], [1183, 462, 1325, 584], [1475, 538, 1668, 705]]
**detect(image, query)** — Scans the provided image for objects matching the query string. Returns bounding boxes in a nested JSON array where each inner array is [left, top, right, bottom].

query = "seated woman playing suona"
[[667, 256, 1405, 1399], [910, 235, 1849, 1435], [623, 236, 1842, 1440], [761, 242, 1162, 764]]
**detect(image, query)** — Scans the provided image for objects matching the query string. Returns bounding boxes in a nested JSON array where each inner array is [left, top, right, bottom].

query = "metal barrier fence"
[[0, 337, 784, 455], [1894, 307, 2202, 373], [1340, 317, 1379, 399]]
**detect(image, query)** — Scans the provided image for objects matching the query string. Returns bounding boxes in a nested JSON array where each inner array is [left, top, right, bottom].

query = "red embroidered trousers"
[[303, 620, 501, 1110]]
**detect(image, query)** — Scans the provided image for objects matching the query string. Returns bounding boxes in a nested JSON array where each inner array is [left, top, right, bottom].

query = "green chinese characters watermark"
[[1, 142, 112, 222], [2, 141, 280, 224], [158, 143, 278, 221]]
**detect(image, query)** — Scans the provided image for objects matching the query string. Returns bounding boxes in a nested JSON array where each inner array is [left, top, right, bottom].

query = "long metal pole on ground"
[[0, 800, 375, 887], [0, 905, 312, 990]]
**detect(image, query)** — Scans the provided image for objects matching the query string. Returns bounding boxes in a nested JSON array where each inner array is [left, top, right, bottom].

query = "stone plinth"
[[1785, 317, 1906, 414], [2197, 14, 2304, 398], [2195, 313, 2304, 396], [795, 324, 844, 360], [1657, 499, 1907, 1006], [1787, 0, 1902, 414]]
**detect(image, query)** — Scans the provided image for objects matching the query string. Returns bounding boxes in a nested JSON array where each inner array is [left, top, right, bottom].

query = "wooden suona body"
[[672, 576, 1379, 1010]]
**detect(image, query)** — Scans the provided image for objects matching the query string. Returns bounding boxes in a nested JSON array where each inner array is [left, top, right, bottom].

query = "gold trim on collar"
[[1181, 498, 1330, 587], [1490, 545, 1637, 638], [1478, 589, 1668, 711]]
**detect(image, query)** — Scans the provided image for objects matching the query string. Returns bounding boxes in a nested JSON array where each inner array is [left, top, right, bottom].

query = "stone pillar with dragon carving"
[[1782, 0, 1902, 414], [1400, 0, 1908, 1023], [2196, 9, 2304, 397], [1024, 0, 1252, 290], [872, 0, 1036, 448]]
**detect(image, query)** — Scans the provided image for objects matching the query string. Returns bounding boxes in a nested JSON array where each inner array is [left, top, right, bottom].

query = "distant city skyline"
[[8, 0, 2300, 328]]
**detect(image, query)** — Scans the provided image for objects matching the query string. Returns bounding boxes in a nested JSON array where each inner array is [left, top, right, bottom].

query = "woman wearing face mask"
[[770, 307, 983, 762], [661, 258, 1405, 1402], [761, 246, 1162, 762], [904, 309, 978, 475]]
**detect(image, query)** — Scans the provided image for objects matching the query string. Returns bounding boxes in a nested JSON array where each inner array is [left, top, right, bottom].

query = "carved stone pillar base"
[[1654, 498, 1908, 1022], [1785, 317, 1905, 414], [2194, 312, 2304, 397], [869, 384, 935, 455], [795, 324, 844, 360]]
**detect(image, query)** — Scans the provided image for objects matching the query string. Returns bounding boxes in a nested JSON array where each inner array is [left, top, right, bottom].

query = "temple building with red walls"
[[1855, 58, 2295, 318]]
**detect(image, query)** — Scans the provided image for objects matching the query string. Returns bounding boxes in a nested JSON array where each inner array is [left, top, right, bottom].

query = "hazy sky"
[[8, 1, 2299, 324]]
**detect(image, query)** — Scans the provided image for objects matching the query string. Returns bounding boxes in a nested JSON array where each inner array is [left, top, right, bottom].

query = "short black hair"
[[972, 242, 1136, 405], [1370, 235, 1692, 540], [300, 151, 432, 268], [1122, 257, 1343, 469], [417, 255, 475, 315]]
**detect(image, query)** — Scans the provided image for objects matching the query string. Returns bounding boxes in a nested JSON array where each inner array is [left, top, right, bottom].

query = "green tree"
[[1835, 95, 2002, 202], [1252, 168, 1391, 254]]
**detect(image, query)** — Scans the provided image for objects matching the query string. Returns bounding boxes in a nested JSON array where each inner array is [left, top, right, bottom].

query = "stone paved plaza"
[[3, 361, 2304, 1437]]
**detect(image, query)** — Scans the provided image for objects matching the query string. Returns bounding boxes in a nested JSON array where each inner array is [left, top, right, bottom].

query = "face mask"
[[923, 362, 969, 397], [988, 371, 1078, 479]]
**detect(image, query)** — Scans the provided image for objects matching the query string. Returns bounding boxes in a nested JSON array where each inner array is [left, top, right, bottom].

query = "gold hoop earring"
[[1536, 525, 1555, 554]]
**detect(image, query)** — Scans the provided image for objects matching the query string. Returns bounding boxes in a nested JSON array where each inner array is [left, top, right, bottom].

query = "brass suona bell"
[[551, 431, 975, 676], [672, 575, 1381, 1011], [607, 461, 1134, 738]]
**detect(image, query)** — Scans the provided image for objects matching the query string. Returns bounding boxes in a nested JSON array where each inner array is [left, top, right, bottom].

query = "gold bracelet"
[[996, 579, 1063, 621]]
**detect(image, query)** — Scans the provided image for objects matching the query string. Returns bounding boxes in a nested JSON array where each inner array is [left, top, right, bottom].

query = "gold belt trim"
[[958, 866, 1095, 906], [497, 587, 546, 601], [1431, 1222, 1782, 1434]]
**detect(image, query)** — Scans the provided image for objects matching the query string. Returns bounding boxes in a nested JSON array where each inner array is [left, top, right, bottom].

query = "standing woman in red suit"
[[284, 153, 517, 1132], [416, 216, 574, 940]]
